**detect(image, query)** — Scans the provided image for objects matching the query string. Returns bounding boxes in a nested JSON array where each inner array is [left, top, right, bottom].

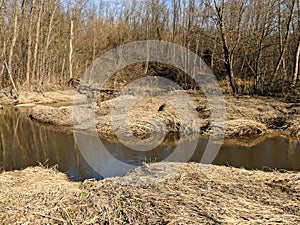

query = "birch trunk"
[[292, 40, 300, 86], [69, 19, 74, 80]]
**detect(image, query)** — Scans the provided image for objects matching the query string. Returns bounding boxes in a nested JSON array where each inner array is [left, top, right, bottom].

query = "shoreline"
[[4, 90, 297, 140], [1, 90, 299, 142]]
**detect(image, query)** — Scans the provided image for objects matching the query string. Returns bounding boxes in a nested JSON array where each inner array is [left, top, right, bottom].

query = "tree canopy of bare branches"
[[0, 0, 299, 96]]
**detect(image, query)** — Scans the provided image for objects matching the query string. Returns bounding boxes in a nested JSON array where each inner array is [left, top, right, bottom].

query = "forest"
[[0, 0, 299, 96]]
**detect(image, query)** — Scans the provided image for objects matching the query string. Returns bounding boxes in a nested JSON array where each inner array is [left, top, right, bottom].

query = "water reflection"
[[0, 107, 101, 181], [212, 137, 300, 171], [0, 107, 299, 181]]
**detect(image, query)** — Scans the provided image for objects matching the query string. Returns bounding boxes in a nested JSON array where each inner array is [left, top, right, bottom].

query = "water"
[[0, 107, 299, 181]]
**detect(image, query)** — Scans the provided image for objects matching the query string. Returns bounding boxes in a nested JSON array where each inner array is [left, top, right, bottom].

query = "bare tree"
[[32, 0, 45, 82], [5, 0, 19, 95], [212, 0, 245, 94], [68, 0, 77, 80], [68, 0, 88, 80], [243, 0, 276, 93], [274, 0, 296, 78], [0, 0, 298, 96], [292, 0, 300, 86], [39, 0, 59, 84], [25, 0, 35, 84]]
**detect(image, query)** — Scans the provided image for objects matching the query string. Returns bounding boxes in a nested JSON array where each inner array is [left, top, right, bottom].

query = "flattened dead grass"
[[0, 163, 299, 224]]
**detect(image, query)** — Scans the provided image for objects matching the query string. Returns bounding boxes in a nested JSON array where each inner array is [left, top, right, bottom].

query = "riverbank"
[[0, 89, 76, 106], [17, 90, 300, 140], [0, 163, 299, 224]]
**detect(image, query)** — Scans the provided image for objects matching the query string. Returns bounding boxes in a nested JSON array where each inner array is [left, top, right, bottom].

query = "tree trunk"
[[292, 0, 300, 87], [292, 37, 300, 86], [274, 0, 296, 77], [25, 1, 34, 84], [69, 0, 81, 80], [40, 1, 58, 84], [32, 0, 44, 82], [0, 41, 6, 86], [172, 0, 178, 40], [214, 0, 237, 94], [6, 0, 19, 95], [69, 19, 74, 80]]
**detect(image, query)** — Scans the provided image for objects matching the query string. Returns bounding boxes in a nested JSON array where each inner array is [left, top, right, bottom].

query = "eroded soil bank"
[[22, 90, 300, 140], [0, 163, 299, 224]]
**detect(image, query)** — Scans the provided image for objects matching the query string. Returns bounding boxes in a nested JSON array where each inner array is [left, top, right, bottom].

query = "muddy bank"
[[29, 93, 300, 140], [0, 163, 299, 224]]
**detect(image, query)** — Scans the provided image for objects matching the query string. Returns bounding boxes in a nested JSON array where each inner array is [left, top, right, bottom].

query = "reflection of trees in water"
[[0, 107, 21, 169], [287, 138, 299, 170], [0, 108, 97, 180], [1, 108, 299, 179], [1, 107, 46, 169], [214, 136, 300, 171]]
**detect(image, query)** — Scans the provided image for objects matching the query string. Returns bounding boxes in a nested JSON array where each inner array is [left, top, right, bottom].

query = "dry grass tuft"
[[212, 119, 267, 138]]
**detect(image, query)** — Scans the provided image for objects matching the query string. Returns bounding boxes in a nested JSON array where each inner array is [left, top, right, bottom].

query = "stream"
[[0, 106, 299, 181]]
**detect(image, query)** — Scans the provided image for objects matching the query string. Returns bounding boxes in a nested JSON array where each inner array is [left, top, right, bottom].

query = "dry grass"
[[96, 96, 200, 140], [28, 91, 300, 140], [210, 119, 267, 138], [96, 93, 299, 139], [30, 105, 73, 126], [0, 163, 299, 224]]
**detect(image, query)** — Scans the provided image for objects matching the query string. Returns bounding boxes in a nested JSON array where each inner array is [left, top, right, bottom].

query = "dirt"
[[0, 163, 299, 224]]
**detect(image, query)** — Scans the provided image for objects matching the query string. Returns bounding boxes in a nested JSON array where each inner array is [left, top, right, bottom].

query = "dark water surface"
[[0, 107, 299, 181]]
